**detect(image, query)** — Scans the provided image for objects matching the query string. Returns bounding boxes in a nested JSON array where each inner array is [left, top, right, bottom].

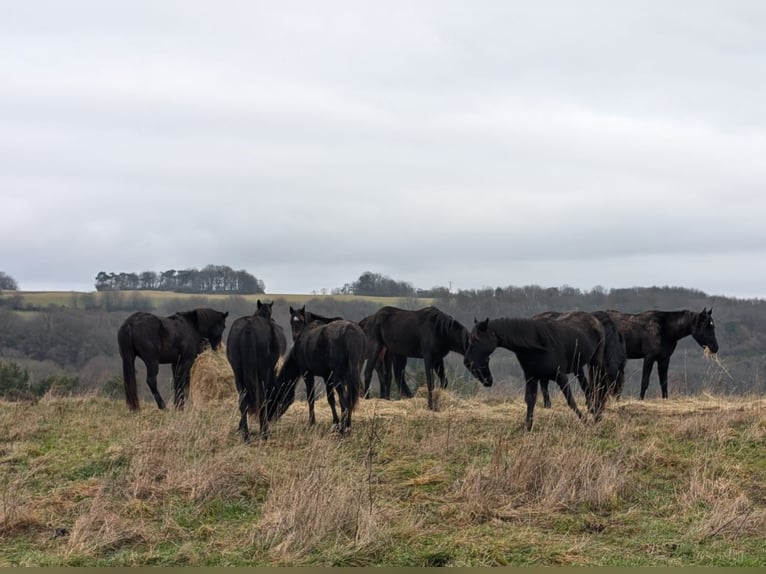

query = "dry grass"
[[1, 392, 765, 566]]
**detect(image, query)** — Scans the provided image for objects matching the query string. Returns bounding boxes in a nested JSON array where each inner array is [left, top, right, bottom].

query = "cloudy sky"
[[2, 1, 765, 298]]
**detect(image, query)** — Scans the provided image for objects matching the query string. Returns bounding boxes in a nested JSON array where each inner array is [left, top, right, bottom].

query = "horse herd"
[[117, 304, 719, 442]]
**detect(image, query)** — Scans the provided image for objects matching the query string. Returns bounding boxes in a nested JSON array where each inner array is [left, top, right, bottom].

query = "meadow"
[[1, 386, 764, 566], [8, 290, 431, 309]]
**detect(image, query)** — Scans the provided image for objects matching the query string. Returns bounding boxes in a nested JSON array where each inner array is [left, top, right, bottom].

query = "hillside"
[[1, 392, 765, 566]]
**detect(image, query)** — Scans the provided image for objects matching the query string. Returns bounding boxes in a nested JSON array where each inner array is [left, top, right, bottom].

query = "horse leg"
[[325, 378, 341, 431], [424, 356, 437, 411], [305, 375, 317, 426], [378, 350, 391, 399], [588, 365, 608, 422], [524, 376, 538, 431], [394, 355, 413, 398], [640, 358, 655, 400], [657, 357, 671, 399], [436, 359, 448, 389], [145, 360, 166, 410], [555, 372, 584, 422], [578, 367, 591, 411], [613, 368, 625, 400], [335, 379, 351, 434], [363, 341, 383, 399], [238, 387, 251, 443], [257, 367, 271, 440], [173, 360, 191, 410], [539, 379, 552, 408]]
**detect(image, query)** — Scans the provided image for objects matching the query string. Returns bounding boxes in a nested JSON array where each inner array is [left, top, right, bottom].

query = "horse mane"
[[423, 306, 463, 335]]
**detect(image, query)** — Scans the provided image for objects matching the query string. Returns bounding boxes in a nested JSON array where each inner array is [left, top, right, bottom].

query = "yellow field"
[[4, 290, 434, 308]]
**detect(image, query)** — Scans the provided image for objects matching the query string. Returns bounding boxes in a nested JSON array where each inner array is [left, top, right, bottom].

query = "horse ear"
[[268, 301, 274, 309], [224, 311, 229, 318], [478, 318, 490, 332], [473, 317, 478, 324], [257, 300, 263, 309], [289, 306, 295, 314]]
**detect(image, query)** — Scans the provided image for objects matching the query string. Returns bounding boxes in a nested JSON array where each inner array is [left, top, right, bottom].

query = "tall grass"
[[1, 391, 764, 566]]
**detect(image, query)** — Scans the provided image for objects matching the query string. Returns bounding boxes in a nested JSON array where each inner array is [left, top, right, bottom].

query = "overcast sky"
[[2, 1, 765, 298]]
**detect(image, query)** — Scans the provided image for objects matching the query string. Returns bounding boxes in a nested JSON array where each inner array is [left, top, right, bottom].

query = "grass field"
[[4, 290, 433, 309], [1, 387, 764, 566]]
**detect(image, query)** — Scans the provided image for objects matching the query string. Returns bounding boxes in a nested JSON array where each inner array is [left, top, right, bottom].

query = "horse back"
[[605, 310, 663, 359]]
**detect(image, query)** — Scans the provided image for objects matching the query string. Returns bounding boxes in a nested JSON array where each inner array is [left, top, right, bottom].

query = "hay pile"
[[189, 344, 235, 409]]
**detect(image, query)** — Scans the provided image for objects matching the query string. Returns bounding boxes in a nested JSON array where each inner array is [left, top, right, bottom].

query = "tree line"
[[333, 271, 450, 298], [2, 283, 766, 402], [94, 264, 265, 294]]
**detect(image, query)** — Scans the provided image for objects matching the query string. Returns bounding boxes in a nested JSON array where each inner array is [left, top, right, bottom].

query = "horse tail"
[[268, 324, 296, 421], [602, 318, 627, 384], [117, 320, 139, 411], [344, 327, 366, 414]]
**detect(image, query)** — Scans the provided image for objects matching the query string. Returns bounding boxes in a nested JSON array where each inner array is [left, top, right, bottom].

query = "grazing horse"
[[226, 300, 290, 442], [532, 310, 626, 421], [359, 314, 415, 400], [464, 317, 605, 430], [362, 306, 469, 410], [605, 308, 719, 399], [117, 308, 228, 411], [282, 307, 366, 434]]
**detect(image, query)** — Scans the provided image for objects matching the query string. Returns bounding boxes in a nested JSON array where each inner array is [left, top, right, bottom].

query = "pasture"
[[7, 290, 433, 310], [1, 391, 764, 566]]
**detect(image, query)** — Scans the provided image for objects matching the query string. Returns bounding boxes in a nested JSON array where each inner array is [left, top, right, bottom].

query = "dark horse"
[[227, 301, 291, 442], [282, 307, 366, 433], [117, 308, 228, 411], [464, 317, 606, 430], [359, 314, 416, 400], [605, 308, 719, 399], [362, 306, 469, 410], [532, 310, 626, 421]]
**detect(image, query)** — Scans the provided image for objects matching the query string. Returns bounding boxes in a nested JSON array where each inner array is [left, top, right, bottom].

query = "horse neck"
[[449, 324, 470, 353], [663, 311, 695, 342], [491, 318, 539, 352]]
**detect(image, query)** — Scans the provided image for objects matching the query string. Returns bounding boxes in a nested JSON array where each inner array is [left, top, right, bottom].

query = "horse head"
[[692, 307, 719, 354], [255, 299, 274, 319], [192, 308, 228, 350], [463, 317, 495, 387], [288, 305, 308, 340]]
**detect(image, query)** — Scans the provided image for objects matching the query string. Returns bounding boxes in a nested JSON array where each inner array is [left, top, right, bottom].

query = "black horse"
[[282, 307, 366, 434], [359, 314, 415, 400], [362, 306, 469, 410], [227, 301, 290, 442], [117, 308, 229, 411], [532, 310, 626, 421], [464, 317, 608, 430], [591, 310, 628, 401], [605, 308, 719, 399]]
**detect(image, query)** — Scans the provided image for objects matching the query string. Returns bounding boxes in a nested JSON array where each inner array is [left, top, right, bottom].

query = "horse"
[[282, 307, 366, 433], [464, 317, 607, 430], [604, 307, 719, 399], [359, 314, 415, 400], [362, 306, 469, 410], [590, 310, 628, 401], [226, 300, 291, 442], [532, 310, 626, 421], [117, 307, 229, 411]]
